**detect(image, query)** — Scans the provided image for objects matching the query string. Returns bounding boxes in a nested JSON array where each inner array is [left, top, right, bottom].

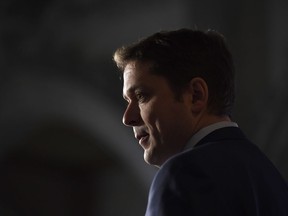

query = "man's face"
[[122, 61, 195, 166]]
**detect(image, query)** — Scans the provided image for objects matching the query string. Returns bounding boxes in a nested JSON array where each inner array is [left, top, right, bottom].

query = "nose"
[[122, 102, 141, 126]]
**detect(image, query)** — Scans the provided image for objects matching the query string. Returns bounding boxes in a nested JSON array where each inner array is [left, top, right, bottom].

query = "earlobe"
[[189, 77, 209, 113]]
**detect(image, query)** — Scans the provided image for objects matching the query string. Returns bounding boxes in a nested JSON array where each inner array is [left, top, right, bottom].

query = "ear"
[[188, 77, 209, 113]]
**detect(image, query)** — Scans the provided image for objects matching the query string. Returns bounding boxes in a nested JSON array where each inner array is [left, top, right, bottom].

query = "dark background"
[[0, 0, 287, 215]]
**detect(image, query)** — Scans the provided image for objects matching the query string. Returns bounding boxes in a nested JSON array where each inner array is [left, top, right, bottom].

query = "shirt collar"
[[184, 121, 238, 151]]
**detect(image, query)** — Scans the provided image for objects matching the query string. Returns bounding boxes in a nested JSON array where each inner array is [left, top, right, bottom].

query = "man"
[[113, 29, 288, 216]]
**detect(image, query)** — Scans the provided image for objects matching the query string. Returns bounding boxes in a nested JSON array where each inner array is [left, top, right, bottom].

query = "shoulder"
[[161, 139, 255, 174], [147, 138, 288, 216], [147, 141, 248, 216], [154, 138, 269, 191], [147, 133, 288, 216]]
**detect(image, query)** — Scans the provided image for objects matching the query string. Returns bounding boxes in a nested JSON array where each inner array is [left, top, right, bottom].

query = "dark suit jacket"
[[145, 127, 288, 216]]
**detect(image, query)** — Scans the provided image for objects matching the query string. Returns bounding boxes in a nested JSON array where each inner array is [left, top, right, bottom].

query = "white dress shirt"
[[184, 121, 238, 151]]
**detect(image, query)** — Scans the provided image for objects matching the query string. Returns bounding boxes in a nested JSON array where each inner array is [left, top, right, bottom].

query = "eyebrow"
[[122, 85, 137, 100], [123, 85, 147, 100]]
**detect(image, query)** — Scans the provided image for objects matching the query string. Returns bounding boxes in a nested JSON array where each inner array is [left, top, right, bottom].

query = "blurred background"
[[0, 0, 287, 215]]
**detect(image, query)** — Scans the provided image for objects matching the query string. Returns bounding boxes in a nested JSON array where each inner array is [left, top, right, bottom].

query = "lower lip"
[[139, 135, 149, 148]]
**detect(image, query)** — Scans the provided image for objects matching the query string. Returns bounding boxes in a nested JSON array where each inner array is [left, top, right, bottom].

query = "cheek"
[[148, 111, 173, 138], [139, 99, 180, 135], [154, 105, 189, 137], [139, 103, 163, 131], [140, 105, 156, 127]]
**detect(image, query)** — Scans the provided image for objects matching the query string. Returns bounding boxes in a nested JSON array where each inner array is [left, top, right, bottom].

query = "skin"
[[122, 61, 230, 167]]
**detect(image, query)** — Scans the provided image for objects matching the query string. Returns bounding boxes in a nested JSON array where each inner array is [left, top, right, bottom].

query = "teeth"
[[137, 134, 148, 140], [140, 135, 148, 141]]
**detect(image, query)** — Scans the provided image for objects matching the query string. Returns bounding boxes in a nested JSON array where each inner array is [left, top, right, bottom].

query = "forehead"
[[123, 61, 152, 79], [123, 61, 153, 87], [122, 61, 169, 96]]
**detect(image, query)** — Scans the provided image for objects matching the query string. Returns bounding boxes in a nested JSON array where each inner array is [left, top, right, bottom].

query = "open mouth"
[[135, 131, 150, 149], [139, 134, 149, 147], [134, 128, 150, 149]]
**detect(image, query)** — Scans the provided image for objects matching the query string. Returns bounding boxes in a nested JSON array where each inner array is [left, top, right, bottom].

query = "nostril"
[[123, 115, 138, 126], [122, 111, 136, 126], [129, 120, 138, 126]]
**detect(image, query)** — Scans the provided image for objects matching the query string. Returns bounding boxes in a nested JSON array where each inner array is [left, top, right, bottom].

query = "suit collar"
[[184, 122, 238, 150], [194, 126, 247, 148]]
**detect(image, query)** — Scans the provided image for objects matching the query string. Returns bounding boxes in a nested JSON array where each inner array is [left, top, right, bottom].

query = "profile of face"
[[122, 61, 199, 167]]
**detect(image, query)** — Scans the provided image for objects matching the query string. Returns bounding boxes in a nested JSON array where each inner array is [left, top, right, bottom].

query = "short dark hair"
[[113, 28, 235, 116]]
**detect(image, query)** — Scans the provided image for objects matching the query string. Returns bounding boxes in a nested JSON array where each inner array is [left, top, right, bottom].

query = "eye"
[[136, 93, 145, 101], [135, 91, 149, 103]]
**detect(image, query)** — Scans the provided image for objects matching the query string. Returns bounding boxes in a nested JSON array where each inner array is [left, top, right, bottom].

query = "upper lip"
[[134, 128, 149, 140]]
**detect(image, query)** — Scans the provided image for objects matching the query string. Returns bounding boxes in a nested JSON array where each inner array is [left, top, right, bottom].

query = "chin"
[[144, 151, 157, 166], [143, 151, 152, 165], [144, 152, 165, 168]]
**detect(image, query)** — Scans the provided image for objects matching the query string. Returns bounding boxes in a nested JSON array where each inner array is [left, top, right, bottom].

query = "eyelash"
[[136, 93, 144, 100], [135, 92, 148, 102]]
